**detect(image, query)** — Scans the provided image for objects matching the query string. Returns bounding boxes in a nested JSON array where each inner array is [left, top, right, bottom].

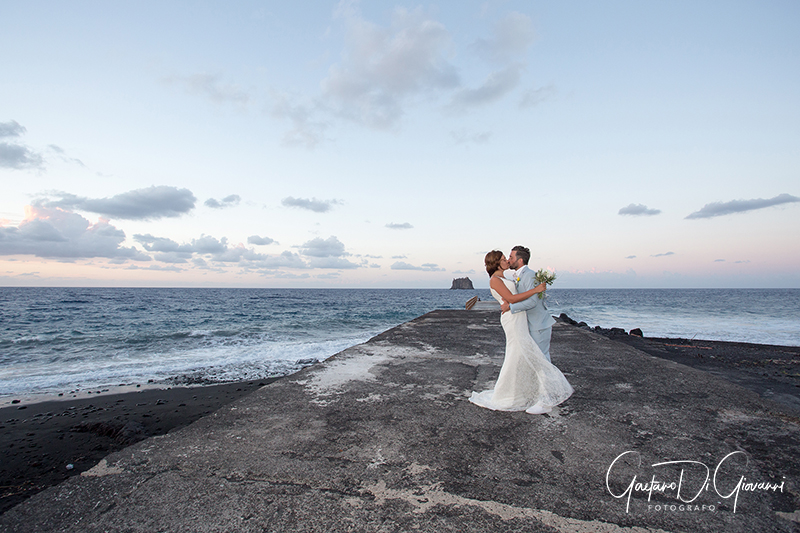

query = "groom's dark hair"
[[511, 245, 530, 265]]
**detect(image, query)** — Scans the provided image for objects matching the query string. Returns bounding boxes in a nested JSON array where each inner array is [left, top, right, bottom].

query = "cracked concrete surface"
[[1, 310, 798, 532]]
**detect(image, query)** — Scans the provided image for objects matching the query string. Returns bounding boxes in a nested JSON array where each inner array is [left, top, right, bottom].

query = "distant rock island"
[[450, 277, 474, 290]]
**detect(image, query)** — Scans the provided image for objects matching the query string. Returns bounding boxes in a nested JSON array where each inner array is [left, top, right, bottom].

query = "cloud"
[[385, 222, 413, 229], [449, 63, 523, 110], [47, 144, 86, 167], [519, 84, 556, 108], [308, 257, 360, 269], [451, 129, 491, 145], [250, 251, 308, 269], [321, 6, 459, 129], [447, 12, 534, 111], [268, 8, 537, 145], [192, 235, 228, 255], [162, 73, 250, 105], [618, 204, 661, 216], [152, 252, 190, 264], [651, 252, 675, 257], [392, 255, 407, 259], [685, 193, 800, 219], [134, 234, 193, 254], [248, 235, 276, 246], [0, 121, 44, 169], [472, 12, 536, 62], [471, 12, 535, 64], [270, 92, 328, 148], [714, 259, 725, 262], [134, 233, 271, 264], [0, 142, 45, 170], [294, 236, 359, 269], [0, 122, 84, 170], [125, 264, 183, 272], [191, 257, 212, 269], [132, 233, 359, 271], [204, 194, 240, 209], [0, 206, 150, 260], [625, 255, 637, 259], [299, 236, 347, 257], [270, 270, 311, 279], [209, 244, 270, 263], [0, 120, 26, 138], [39, 186, 196, 220], [282, 196, 340, 213], [390, 261, 444, 271]]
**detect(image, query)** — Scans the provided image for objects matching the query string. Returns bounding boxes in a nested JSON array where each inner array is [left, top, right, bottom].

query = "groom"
[[501, 245, 557, 362]]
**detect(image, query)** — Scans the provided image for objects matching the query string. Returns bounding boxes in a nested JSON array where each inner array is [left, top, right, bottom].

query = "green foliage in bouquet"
[[534, 269, 556, 299]]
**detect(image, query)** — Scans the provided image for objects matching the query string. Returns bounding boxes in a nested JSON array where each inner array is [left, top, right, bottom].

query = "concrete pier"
[[1, 310, 798, 532]]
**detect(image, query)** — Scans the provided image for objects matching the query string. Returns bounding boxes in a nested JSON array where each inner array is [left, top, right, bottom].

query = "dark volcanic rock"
[[558, 313, 577, 325], [449, 277, 474, 290], [71, 420, 146, 445], [3, 313, 798, 532]]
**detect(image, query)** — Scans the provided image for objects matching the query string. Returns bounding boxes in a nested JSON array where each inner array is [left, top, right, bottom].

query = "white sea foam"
[[0, 333, 377, 397]]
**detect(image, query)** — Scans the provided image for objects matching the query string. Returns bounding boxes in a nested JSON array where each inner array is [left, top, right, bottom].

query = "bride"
[[470, 250, 573, 414]]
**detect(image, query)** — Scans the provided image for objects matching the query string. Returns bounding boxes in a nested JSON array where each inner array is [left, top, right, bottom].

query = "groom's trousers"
[[530, 326, 552, 363]]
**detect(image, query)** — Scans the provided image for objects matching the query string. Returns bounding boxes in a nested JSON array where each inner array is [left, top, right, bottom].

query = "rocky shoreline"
[[2, 316, 799, 517], [558, 313, 800, 415]]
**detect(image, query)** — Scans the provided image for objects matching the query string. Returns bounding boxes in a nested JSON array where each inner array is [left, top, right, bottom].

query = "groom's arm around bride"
[[503, 246, 557, 362], [507, 266, 549, 316]]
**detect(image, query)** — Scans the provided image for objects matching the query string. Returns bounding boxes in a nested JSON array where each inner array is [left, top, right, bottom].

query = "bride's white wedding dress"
[[470, 277, 573, 413]]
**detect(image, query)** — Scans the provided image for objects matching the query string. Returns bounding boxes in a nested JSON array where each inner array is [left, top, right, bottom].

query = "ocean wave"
[[0, 332, 377, 397], [7, 287, 794, 398], [6, 335, 50, 345]]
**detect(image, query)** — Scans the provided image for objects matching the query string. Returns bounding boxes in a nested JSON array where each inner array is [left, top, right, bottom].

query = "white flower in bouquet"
[[534, 268, 556, 299]]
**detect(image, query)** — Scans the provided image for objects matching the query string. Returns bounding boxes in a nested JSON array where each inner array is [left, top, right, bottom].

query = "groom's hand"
[[500, 301, 510, 313]]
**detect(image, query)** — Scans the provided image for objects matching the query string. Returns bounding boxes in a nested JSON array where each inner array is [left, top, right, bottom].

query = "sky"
[[1, 0, 798, 289]]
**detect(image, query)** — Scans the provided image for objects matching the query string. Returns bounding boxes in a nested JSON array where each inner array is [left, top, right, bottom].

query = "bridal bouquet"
[[534, 268, 556, 299]]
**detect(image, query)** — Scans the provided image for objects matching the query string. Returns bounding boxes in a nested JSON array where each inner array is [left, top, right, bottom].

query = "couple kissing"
[[469, 246, 573, 415]]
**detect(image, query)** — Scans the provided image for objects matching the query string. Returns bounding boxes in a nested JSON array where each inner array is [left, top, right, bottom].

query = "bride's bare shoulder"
[[489, 275, 508, 289]]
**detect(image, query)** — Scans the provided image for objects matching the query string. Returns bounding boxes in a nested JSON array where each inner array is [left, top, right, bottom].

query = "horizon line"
[[1, 285, 798, 290]]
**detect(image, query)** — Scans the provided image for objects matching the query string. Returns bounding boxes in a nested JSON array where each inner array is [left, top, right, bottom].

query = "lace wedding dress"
[[470, 277, 573, 413]]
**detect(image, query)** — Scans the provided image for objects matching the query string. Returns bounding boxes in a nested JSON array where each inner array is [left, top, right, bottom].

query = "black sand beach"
[[0, 379, 277, 514], [1, 326, 799, 516]]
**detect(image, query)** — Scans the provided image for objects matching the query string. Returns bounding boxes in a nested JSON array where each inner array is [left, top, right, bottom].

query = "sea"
[[1, 287, 798, 400]]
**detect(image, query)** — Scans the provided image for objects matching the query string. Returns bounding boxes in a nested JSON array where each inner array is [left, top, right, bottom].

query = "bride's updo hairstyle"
[[485, 250, 503, 277]]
